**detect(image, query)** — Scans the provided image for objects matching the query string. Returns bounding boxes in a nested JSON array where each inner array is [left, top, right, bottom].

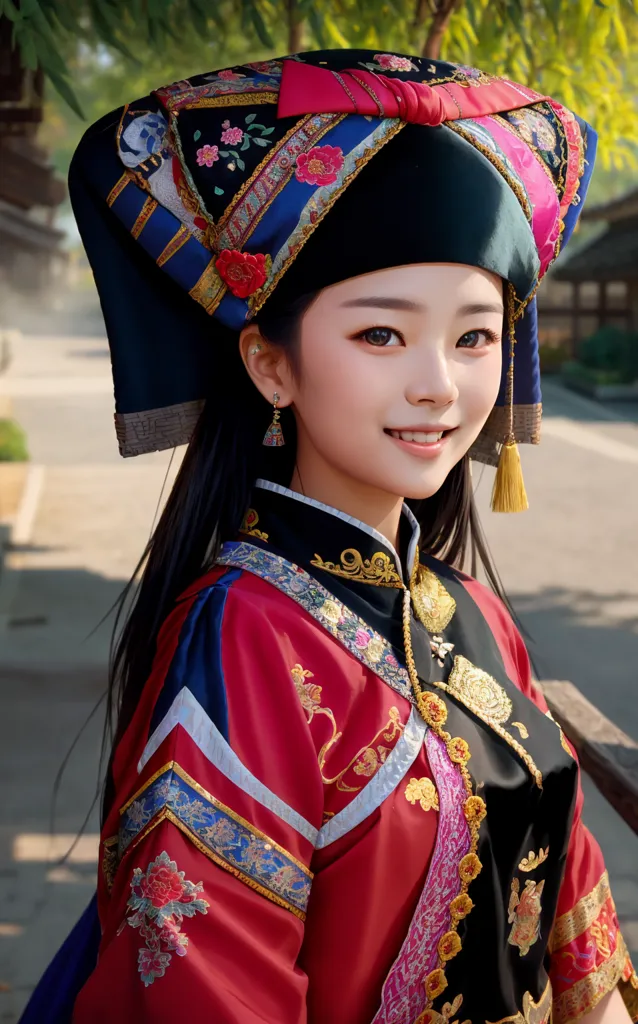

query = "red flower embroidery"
[[217, 69, 245, 81], [295, 145, 345, 187], [140, 862, 185, 908], [216, 249, 268, 298]]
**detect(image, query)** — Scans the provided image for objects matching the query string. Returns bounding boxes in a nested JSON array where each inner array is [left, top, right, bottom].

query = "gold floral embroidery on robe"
[[291, 664, 341, 776], [438, 656, 543, 789], [239, 507, 268, 541], [512, 721, 529, 739], [310, 548, 403, 587], [405, 776, 439, 812], [486, 979, 552, 1024], [324, 706, 405, 793], [519, 847, 549, 872], [417, 992, 471, 1024], [508, 878, 545, 956], [291, 665, 405, 791], [410, 563, 456, 633]]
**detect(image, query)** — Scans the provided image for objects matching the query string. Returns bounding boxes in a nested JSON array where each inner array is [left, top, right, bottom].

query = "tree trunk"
[[287, 0, 303, 53], [421, 0, 463, 59]]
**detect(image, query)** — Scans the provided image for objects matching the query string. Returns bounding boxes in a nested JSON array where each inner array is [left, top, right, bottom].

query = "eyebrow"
[[340, 297, 505, 316]]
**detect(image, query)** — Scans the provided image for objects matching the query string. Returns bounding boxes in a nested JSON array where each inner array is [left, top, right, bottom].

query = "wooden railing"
[[542, 680, 638, 835]]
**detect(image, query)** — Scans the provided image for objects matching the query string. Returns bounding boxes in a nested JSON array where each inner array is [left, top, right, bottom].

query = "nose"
[[405, 349, 458, 408]]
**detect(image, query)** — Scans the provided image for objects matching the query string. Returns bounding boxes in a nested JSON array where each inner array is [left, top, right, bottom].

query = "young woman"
[[23, 48, 637, 1024]]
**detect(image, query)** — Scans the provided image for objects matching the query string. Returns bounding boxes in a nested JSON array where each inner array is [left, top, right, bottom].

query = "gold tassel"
[[491, 439, 529, 513], [491, 282, 529, 513]]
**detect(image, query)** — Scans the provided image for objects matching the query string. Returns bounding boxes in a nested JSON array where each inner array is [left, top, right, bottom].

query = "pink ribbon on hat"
[[277, 60, 547, 126]]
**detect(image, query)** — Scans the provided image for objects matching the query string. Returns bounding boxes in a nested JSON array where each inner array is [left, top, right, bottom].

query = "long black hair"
[[103, 291, 507, 820]]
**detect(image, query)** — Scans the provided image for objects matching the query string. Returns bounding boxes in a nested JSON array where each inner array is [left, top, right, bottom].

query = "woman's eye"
[[357, 327, 403, 347], [457, 329, 499, 349]]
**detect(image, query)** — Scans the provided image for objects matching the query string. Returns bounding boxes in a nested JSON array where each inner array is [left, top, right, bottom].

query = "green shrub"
[[0, 419, 29, 462], [577, 325, 638, 383], [561, 362, 628, 387], [539, 343, 570, 374]]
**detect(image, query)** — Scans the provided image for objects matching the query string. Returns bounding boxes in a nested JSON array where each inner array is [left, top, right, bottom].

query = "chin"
[[399, 474, 452, 501]]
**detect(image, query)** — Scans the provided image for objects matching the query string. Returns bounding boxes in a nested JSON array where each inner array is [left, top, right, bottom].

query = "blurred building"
[[0, 17, 67, 306], [539, 190, 637, 357]]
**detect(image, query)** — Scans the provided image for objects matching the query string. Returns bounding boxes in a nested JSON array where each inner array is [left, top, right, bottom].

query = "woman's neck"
[[288, 463, 404, 552]]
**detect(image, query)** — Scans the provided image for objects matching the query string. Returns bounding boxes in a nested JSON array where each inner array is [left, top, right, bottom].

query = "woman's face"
[[278, 263, 504, 502]]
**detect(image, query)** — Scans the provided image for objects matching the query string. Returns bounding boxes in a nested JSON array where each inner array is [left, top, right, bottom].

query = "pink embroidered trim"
[[372, 731, 471, 1023]]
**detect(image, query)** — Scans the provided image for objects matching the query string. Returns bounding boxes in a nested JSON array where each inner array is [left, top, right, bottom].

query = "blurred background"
[[0, 1, 637, 1019]]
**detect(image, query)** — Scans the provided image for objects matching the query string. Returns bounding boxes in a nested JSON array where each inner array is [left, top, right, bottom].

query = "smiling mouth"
[[385, 428, 457, 443]]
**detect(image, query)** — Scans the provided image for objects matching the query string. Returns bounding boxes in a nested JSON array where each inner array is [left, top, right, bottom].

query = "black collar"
[[238, 479, 421, 656]]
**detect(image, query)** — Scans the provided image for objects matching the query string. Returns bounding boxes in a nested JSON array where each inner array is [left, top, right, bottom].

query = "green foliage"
[[538, 341, 571, 374], [6, 0, 638, 171], [0, 419, 29, 462], [576, 323, 638, 381]]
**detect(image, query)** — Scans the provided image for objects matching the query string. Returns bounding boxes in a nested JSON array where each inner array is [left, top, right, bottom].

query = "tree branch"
[[421, 0, 464, 59]]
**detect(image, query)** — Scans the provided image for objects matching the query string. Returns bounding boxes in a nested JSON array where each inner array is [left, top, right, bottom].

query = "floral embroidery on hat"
[[216, 249, 269, 298], [217, 113, 275, 174], [359, 53, 419, 73], [295, 144, 345, 187], [125, 850, 208, 986], [217, 68, 246, 81], [196, 144, 219, 168], [221, 121, 244, 146]]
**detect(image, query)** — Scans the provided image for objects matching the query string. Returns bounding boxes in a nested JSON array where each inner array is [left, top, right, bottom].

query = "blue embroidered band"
[[216, 540, 414, 703], [119, 761, 313, 918]]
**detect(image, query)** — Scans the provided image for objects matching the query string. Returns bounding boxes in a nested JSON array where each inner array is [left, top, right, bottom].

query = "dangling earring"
[[262, 392, 285, 446]]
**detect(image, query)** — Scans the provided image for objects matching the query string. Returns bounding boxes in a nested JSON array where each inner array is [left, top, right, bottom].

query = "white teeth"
[[390, 430, 444, 443]]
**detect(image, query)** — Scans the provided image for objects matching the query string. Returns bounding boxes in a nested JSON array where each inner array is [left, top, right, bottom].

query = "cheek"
[[457, 348, 502, 423], [296, 334, 388, 432]]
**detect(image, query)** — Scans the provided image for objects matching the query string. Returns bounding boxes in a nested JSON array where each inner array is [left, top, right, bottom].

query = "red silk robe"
[[73, 485, 637, 1024]]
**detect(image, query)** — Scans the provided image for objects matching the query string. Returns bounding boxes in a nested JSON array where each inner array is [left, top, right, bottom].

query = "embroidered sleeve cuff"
[[550, 871, 637, 1023], [105, 760, 313, 920]]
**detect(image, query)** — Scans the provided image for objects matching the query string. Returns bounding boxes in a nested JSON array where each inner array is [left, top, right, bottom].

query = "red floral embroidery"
[[217, 69, 245, 81], [216, 249, 268, 298], [126, 851, 208, 986], [140, 861, 185, 908], [295, 145, 345, 187]]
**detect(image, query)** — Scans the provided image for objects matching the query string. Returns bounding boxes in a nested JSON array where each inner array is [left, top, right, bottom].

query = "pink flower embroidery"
[[221, 125, 244, 145], [374, 53, 416, 72], [385, 653, 399, 668], [295, 145, 345, 187], [355, 629, 371, 650], [222, 119, 230, 129], [196, 144, 219, 168], [137, 946, 172, 982], [217, 69, 245, 81]]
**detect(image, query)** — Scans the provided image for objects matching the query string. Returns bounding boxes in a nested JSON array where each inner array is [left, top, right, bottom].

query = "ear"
[[239, 324, 295, 407]]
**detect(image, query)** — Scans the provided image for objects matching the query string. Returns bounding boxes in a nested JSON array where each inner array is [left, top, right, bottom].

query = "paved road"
[[0, 321, 637, 1018]]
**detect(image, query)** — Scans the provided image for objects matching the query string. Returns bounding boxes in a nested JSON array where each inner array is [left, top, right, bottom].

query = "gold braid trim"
[[552, 935, 629, 1024], [550, 871, 612, 951], [402, 588, 486, 1008]]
